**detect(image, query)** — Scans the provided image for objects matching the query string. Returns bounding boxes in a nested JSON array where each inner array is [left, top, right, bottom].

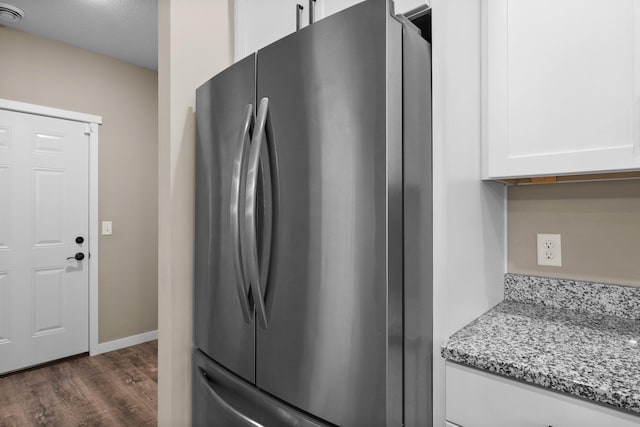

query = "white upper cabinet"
[[315, 0, 367, 22], [483, 0, 640, 179], [393, 0, 428, 15], [234, 0, 430, 61], [234, 0, 306, 61]]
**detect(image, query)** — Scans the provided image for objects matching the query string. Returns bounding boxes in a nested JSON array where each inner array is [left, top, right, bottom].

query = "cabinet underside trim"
[[495, 171, 640, 185]]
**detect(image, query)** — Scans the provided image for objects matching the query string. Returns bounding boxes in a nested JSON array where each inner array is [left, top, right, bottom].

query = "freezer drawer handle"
[[231, 103, 255, 323], [199, 368, 264, 427], [244, 97, 274, 330]]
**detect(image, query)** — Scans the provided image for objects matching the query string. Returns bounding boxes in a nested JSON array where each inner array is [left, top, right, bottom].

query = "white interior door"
[[0, 109, 89, 374]]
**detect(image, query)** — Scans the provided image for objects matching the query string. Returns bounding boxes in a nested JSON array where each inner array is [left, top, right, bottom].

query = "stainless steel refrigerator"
[[193, 1, 432, 426]]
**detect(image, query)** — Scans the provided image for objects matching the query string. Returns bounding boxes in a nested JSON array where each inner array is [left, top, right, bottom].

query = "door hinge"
[[84, 123, 92, 135]]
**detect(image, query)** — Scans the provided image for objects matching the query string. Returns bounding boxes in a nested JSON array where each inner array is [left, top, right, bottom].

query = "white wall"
[[431, 0, 507, 424], [157, 1, 233, 425]]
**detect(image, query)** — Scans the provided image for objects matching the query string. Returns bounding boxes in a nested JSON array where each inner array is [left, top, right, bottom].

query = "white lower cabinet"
[[446, 362, 640, 427]]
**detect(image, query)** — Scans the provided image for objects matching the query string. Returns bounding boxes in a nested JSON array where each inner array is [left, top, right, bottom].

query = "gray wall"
[[0, 27, 159, 342], [508, 180, 640, 287]]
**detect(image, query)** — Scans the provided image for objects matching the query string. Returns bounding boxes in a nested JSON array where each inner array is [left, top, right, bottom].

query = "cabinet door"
[[234, 0, 361, 62], [446, 362, 640, 427], [317, 0, 364, 19], [394, 0, 429, 15], [321, 0, 429, 19], [484, 0, 640, 178], [234, 1, 431, 62], [235, 0, 310, 61]]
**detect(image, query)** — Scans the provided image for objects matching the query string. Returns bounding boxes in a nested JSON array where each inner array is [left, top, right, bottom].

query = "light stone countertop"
[[441, 274, 640, 415]]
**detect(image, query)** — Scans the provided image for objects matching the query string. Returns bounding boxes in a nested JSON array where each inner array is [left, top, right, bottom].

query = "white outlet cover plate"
[[537, 233, 561, 266]]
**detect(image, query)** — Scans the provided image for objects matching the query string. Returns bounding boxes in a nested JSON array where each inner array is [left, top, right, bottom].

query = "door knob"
[[75, 236, 84, 244], [67, 252, 85, 261]]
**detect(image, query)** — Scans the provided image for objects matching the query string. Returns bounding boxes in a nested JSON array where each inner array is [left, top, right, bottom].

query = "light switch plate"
[[537, 233, 561, 266], [102, 221, 113, 236]]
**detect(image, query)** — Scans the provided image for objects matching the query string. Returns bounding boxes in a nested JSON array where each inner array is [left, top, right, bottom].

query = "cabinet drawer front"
[[446, 362, 640, 427]]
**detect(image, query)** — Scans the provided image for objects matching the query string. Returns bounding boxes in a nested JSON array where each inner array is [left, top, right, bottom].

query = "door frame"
[[0, 98, 102, 356]]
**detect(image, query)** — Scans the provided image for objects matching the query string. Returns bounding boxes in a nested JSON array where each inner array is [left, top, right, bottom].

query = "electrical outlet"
[[537, 234, 561, 266]]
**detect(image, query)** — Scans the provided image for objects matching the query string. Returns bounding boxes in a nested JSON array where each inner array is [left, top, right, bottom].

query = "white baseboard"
[[93, 330, 158, 356]]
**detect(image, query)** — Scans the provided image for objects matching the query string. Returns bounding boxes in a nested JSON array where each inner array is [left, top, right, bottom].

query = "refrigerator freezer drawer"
[[193, 350, 330, 427]]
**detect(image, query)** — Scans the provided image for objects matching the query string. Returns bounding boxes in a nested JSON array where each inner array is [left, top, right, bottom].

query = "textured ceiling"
[[0, 0, 157, 70]]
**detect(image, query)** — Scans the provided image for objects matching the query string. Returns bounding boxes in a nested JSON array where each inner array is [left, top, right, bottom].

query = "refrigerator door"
[[193, 350, 329, 427], [254, 1, 403, 426], [195, 54, 256, 382]]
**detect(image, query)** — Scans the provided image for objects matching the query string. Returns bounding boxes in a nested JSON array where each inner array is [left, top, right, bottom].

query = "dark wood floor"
[[0, 340, 157, 427]]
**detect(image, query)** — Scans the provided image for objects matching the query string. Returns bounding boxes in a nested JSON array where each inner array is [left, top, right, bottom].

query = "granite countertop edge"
[[441, 298, 640, 416], [441, 342, 637, 414]]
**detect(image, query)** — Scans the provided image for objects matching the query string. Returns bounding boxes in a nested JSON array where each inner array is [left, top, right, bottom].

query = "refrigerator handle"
[[198, 368, 265, 427], [230, 104, 254, 323], [244, 97, 273, 330]]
